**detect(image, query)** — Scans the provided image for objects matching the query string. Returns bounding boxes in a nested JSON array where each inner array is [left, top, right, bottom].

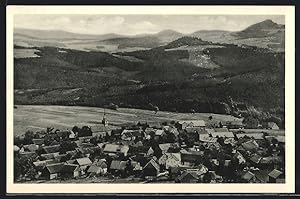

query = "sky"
[[14, 15, 285, 35]]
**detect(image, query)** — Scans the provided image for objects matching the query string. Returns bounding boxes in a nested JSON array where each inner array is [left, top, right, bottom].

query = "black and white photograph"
[[6, 5, 295, 194]]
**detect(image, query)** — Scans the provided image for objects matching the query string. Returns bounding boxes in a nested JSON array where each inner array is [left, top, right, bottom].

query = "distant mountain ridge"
[[14, 19, 285, 51]]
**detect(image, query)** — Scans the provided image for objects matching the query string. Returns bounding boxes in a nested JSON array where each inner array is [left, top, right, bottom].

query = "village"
[[13, 113, 285, 184]]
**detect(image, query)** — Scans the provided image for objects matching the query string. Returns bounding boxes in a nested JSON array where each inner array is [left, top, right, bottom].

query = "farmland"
[[13, 105, 241, 136]]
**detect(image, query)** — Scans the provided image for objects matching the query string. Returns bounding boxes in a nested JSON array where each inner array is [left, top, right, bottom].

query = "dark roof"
[[176, 171, 198, 181], [143, 159, 160, 171], [43, 145, 60, 154], [45, 163, 64, 174], [268, 169, 283, 179], [61, 164, 80, 173], [250, 154, 262, 164], [241, 171, 255, 181]]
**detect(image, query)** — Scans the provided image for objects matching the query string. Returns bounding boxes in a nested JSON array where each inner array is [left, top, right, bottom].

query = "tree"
[[59, 140, 77, 154], [24, 131, 34, 145], [78, 126, 93, 137], [243, 116, 259, 129]]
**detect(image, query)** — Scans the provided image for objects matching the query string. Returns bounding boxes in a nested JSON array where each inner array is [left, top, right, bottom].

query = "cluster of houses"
[[14, 118, 285, 183]]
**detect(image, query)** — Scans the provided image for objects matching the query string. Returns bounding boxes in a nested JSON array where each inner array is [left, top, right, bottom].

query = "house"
[[19, 151, 38, 159], [13, 145, 20, 152], [241, 140, 259, 151], [78, 136, 93, 142], [54, 154, 68, 162], [159, 143, 172, 154], [129, 146, 154, 157], [68, 131, 76, 139], [32, 138, 45, 146], [227, 120, 244, 129], [266, 122, 280, 130], [214, 128, 229, 132], [56, 130, 70, 139], [169, 128, 179, 137], [204, 128, 215, 134], [33, 159, 59, 171], [268, 169, 284, 183], [61, 164, 80, 179], [87, 159, 108, 175], [276, 136, 285, 143], [74, 157, 92, 174], [236, 133, 264, 140], [180, 149, 204, 166], [42, 145, 60, 154], [109, 160, 128, 174], [250, 154, 262, 165], [224, 137, 237, 146], [158, 153, 181, 169], [199, 134, 218, 143], [233, 151, 246, 165], [40, 152, 60, 160], [41, 163, 64, 180], [240, 171, 256, 183], [121, 129, 142, 141], [177, 120, 206, 130], [131, 161, 143, 172], [143, 159, 160, 177], [103, 144, 130, 157], [22, 144, 39, 152], [210, 131, 234, 138], [175, 170, 199, 183], [155, 129, 166, 137]]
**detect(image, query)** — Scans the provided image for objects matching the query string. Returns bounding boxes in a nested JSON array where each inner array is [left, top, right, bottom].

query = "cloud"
[[14, 14, 285, 35]]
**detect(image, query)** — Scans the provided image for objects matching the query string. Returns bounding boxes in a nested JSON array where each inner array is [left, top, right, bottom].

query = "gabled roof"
[[236, 133, 264, 140], [33, 159, 58, 168], [155, 129, 165, 136], [267, 122, 279, 129], [205, 128, 215, 134], [143, 159, 160, 171], [250, 154, 262, 164], [159, 143, 172, 152], [165, 153, 181, 162], [199, 134, 218, 143], [110, 160, 128, 170], [241, 171, 255, 181], [45, 163, 64, 174], [87, 165, 103, 173], [40, 152, 60, 160], [210, 131, 234, 138], [23, 144, 39, 152], [103, 144, 129, 154], [227, 120, 244, 126], [178, 120, 206, 127], [32, 139, 44, 145], [92, 159, 107, 168], [276, 136, 285, 143], [54, 154, 67, 162], [177, 171, 198, 181], [214, 128, 229, 132], [268, 169, 283, 179], [75, 157, 92, 166], [61, 164, 80, 173], [43, 145, 60, 154], [241, 140, 259, 151]]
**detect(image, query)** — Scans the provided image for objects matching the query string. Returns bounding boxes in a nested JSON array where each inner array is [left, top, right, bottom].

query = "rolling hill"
[[13, 19, 286, 128]]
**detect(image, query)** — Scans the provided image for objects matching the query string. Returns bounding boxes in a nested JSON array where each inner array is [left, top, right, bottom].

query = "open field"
[[13, 105, 241, 136]]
